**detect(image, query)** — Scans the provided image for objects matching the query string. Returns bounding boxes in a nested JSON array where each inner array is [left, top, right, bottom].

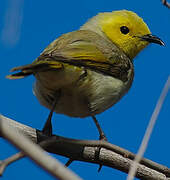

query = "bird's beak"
[[140, 34, 165, 46]]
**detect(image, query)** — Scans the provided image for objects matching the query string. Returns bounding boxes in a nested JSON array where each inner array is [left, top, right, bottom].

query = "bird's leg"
[[91, 116, 107, 172], [42, 91, 61, 136], [42, 99, 57, 136], [92, 116, 107, 141], [65, 116, 107, 171]]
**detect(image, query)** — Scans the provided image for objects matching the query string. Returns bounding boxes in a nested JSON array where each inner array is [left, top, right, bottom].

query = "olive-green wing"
[[37, 30, 132, 82]]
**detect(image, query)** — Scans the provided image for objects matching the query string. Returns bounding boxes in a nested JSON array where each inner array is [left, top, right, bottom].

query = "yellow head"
[[81, 10, 164, 59]]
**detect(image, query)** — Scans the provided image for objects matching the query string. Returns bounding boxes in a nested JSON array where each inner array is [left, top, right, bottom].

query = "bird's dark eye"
[[120, 26, 129, 35]]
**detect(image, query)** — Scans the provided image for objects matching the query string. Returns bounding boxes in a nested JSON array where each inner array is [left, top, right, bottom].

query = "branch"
[[0, 115, 170, 180], [162, 0, 170, 8], [0, 152, 24, 176], [0, 115, 82, 180]]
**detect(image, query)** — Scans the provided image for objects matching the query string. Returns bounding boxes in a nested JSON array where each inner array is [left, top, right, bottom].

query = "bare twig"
[[0, 140, 55, 176], [162, 0, 170, 8], [0, 116, 82, 180], [0, 115, 170, 179], [0, 139, 62, 176], [0, 152, 24, 176], [127, 76, 170, 180]]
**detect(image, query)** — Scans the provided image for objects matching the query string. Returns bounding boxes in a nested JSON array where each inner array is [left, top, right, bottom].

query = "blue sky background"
[[0, 0, 170, 179]]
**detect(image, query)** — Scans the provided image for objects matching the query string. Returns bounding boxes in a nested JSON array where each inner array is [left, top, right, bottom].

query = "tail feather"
[[6, 71, 33, 79], [6, 61, 63, 79]]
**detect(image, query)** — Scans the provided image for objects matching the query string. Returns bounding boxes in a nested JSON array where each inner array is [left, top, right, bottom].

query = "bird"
[[7, 10, 164, 140]]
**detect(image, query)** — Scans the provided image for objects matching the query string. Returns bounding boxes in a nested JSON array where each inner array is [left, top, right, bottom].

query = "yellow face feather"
[[98, 10, 151, 59]]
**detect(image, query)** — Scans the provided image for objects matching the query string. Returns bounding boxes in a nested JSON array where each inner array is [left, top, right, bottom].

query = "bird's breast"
[[33, 65, 133, 117]]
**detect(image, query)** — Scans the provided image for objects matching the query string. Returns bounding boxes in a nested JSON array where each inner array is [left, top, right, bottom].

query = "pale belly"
[[33, 68, 133, 117]]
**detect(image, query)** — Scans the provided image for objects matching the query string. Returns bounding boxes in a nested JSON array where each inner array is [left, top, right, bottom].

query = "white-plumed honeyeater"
[[7, 10, 164, 139]]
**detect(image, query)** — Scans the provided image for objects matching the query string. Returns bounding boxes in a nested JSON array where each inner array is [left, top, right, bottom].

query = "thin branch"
[[0, 152, 24, 176], [0, 139, 63, 176], [162, 0, 170, 8], [127, 76, 170, 180], [0, 115, 170, 179], [0, 115, 82, 180]]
